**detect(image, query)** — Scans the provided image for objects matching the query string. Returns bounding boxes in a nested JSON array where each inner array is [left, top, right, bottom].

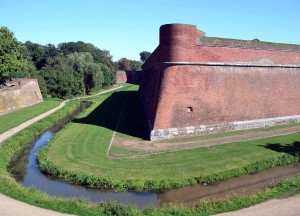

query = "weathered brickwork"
[[140, 24, 300, 140], [0, 79, 43, 115]]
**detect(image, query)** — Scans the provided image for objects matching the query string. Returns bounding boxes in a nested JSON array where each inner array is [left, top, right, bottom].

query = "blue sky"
[[1, 0, 300, 61]]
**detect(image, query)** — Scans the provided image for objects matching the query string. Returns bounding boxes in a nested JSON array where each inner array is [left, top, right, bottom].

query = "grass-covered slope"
[[38, 84, 300, 191], [0, 84, 299, 215], [0, 100, 61, 134]]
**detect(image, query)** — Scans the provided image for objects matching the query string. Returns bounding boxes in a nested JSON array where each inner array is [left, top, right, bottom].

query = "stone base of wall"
[[150, 115, 300, 141]]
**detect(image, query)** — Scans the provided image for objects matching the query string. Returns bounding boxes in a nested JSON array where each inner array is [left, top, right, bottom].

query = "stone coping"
[[150, 115, 300, 141]]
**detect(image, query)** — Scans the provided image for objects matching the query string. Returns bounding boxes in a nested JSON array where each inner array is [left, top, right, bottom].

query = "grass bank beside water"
[[0, 84, 299, 215], [37, 84, 300, 191]]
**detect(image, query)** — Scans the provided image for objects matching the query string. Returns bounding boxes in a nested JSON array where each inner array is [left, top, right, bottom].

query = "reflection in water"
[[12, 128, 300, 209], [14, 130, 158, 209], [158, 163, 300, 206], [8, 101, 158, 209]]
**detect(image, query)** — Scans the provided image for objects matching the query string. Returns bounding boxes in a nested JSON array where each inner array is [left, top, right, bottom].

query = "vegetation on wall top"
[[198, 36, 300, 52]]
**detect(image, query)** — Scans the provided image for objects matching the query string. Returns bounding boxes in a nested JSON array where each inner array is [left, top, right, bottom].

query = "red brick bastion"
[[139, 24, 300, 140]]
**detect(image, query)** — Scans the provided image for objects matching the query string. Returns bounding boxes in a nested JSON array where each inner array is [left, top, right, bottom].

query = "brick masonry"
[[140, 24, 300, 140]]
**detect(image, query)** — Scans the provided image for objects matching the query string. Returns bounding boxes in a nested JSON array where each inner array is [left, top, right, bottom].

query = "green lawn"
[[45, 84, 300, 181], [0, 100, 61, 134], [1, 83, 297, 215]]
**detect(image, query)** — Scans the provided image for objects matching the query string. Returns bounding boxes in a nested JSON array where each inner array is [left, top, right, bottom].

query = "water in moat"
[[8, 102, 300, 208]]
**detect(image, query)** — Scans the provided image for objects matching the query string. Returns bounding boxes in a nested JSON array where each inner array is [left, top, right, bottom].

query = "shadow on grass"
[[73, 91, 147, 140], [259, 141, 300, 156]]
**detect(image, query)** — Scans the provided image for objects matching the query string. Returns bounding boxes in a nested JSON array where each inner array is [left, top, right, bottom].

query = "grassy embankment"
[[0, 100, 61, 134], [38, 83, 300, 191], [0, 83, 299, 215]]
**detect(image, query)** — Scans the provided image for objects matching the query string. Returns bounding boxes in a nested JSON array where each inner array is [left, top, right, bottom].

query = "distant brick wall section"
[[115, 70, 144, 84], [115, 70, 127, 83], [0, 79, 43, 115], [140, 24, 300, 140]]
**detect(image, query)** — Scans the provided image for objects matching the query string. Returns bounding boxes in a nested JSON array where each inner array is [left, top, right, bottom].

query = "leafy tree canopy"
[[130, 60, 142, 71], [58, 41, 114, 70], [1, 27, 116, 98], [68, 52, 104, 94], [118, 58, 131, 71], [117, 58, 142, 71], [0, 27, 27, 84], [139, 51, 151, 63]]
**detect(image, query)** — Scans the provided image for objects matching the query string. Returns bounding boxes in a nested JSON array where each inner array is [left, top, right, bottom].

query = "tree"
[[41, 54, 84, 98], [68, 52, 104, 94], [118, 58, 131, 70], [139, 51, 151, 63], [58, 41, 115, 71], [101, 64, 114, 87], [24, 41, 47, 70], [44, 44, 59, 59], [0, 27, 27, 84], [130, 60, 142, 71], [1, 27, 115, 97]]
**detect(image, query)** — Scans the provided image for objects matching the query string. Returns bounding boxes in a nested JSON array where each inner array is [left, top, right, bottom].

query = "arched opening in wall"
[[34, 91, 38, 99], [187, 106, 193, 113]]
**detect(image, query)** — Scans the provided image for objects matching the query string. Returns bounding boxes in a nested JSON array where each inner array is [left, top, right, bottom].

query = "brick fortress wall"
[[0, 78, 43, 115], [140, 24, 300, 140]]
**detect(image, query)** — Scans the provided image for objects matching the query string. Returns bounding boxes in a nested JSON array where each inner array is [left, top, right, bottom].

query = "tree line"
[[0, 26, 151, 99], [117, 51, 151, 71]]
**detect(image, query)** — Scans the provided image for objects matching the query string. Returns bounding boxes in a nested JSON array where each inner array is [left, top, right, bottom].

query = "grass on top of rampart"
[[37, 84, 300, 191], [0, 100, 61, 134]]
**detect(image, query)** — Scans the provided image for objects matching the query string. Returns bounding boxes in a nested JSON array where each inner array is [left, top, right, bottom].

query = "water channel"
[[8, 102, 300, 209]]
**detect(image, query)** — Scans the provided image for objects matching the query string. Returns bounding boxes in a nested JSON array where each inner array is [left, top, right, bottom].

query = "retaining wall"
[[0, 79, 43, 115]]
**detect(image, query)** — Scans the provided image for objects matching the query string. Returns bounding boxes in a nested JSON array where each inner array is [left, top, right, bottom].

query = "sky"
[[1, 0, 300, 61]]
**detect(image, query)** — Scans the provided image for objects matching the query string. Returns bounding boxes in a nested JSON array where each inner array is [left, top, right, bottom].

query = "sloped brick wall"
[[140, 24, 300, 140]]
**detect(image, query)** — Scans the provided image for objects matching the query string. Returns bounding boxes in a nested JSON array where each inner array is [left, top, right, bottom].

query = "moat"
[[7, 101, 300, 209]]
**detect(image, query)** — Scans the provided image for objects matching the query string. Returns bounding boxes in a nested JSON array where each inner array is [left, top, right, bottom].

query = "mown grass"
[[0, 100, 61, 134], [0, 84, 300, 215], [38, 84, 300, 191]]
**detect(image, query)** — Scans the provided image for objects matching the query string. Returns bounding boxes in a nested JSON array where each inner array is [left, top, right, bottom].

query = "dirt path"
[[106, 101, 126, 158], [0, 86, 123, 144], [0, 86, 123, 215], [0, 193, 299, 216], [0, 85, 299, 215], [110, 125, 300, 159], [214, 194, 300, 216], [0, 194, 75, 216], [0, 100, 67, 143]]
